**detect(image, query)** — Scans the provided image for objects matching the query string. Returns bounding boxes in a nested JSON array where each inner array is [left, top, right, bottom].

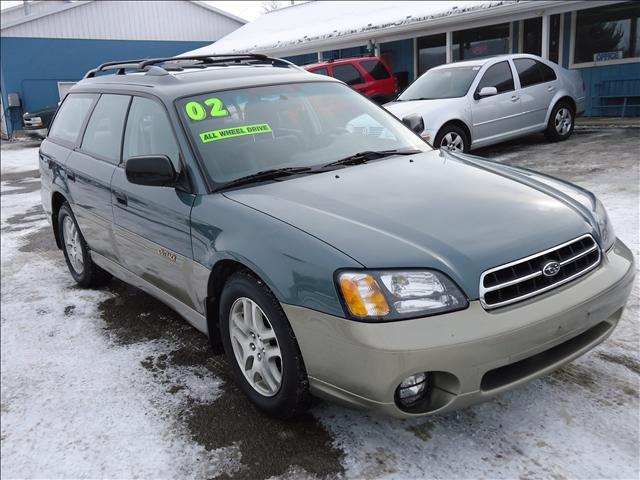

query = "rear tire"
[[219, 270, 310, 418], [435, 124, 470, 153], [545, 102, 575, 141], [58, 202, 111, 288]]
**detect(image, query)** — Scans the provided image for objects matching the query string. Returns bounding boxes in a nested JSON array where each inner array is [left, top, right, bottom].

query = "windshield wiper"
[[218, 167, 313, 190], [320, 149, 421, 169]]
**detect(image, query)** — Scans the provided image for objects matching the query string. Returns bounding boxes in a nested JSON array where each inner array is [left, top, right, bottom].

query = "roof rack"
[[83, 54, 300, 79]]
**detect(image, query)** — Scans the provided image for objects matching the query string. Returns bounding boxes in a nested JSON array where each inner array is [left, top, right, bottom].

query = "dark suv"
[[305, 56, 398, 103], [40, 54, 633, 419]]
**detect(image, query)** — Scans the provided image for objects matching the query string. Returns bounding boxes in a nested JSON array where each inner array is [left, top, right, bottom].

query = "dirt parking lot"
[[1, 127, 638, 479]]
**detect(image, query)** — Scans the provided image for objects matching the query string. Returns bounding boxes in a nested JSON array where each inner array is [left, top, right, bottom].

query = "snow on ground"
[[1, 128, 639, 480], [1, 146, 240, 478]]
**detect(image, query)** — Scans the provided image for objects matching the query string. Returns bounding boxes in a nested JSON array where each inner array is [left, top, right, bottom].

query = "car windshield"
[[177, 82, 429, 185], [398, 66, 480, 100]]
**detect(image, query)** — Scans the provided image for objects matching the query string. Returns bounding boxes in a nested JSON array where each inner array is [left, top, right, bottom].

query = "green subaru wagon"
[[39, 55, 634, 418]]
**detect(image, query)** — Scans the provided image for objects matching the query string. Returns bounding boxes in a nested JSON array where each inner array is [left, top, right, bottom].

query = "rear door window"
[[514, 58, 555, 87], [477, 61, 515, 94], [81, 94, 131, 163], [48, 94, 97, 145], [360, 60, 391, 80], [123, 97, 180, 170], [332, 64, 365, 86], [312, 68, 329, 76]]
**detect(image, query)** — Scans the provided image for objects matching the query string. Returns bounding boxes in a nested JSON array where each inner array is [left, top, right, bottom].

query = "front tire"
[[219, 271, 310, 418], [435, 124, 470, 153], [545, 102, 575, 141], [58, 202, 111, 288]]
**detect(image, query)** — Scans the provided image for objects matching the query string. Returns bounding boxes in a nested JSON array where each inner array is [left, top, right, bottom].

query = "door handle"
[[66, 170, 76, 182], [113, 191, 128, 206], [511, 95, 519, 102], [547, 86, 556, 92]]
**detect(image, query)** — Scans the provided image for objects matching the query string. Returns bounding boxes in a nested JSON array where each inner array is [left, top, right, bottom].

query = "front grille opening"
[[481, 235, 600, 309], [480, 321, 611, 391]]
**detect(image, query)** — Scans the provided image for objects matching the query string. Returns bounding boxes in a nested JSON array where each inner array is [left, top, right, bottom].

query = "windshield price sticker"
[[199, 123, 273, 143], [185, 97, 229, 120]]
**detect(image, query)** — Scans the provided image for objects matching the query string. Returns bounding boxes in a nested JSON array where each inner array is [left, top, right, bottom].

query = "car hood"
[[384, 98, 460, 123], [224, 150, 596, 299]]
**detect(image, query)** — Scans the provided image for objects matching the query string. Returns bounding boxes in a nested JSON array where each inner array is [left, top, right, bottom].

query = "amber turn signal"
[[338, 273, 390, 318]]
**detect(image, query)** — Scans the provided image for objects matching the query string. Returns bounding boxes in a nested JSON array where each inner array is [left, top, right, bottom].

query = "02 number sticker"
[[185, 98, 229, 120]]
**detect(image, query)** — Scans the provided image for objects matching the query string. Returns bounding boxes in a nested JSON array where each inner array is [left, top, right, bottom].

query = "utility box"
[[7, 93, 21, 107]]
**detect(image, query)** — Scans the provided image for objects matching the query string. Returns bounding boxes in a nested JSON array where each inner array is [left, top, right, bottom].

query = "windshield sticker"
[[204, 97, 229, 117], [199, 123, 273, 143], [185, 98, 229, 120]]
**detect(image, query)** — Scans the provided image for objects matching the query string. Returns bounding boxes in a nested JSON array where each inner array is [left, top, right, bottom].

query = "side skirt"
[[91, 251, 209, 335]]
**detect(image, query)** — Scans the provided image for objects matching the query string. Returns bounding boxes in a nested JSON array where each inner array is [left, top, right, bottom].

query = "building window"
[[417, 33, 446, 75], [522, 15, 561, 62], [549, 14, 561, 63], [574, 2, 640, 64], [453, 23, 510, 61], [523, 17, 542, 56]]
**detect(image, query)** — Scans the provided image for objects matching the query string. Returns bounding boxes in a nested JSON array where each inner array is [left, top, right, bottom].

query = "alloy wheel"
[[229, 297, 283, 397], [440, 132, 464, 152], [63, 216, 84, 274], [555, 107, 572, 135]]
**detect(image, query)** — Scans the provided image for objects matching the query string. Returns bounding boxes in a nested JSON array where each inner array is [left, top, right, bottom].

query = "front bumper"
[[284, 239, 635, 417]]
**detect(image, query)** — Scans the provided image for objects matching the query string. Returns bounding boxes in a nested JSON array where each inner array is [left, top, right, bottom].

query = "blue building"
[[0, 0, 245, 138], [188, 0, 640, 117]]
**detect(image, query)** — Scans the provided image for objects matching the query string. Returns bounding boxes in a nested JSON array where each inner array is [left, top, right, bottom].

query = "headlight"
[[595, 199, 615, 251], [337, 270, 468, 321]]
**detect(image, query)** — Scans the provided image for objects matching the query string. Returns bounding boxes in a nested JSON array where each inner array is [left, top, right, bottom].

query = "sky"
[[0, 1, 296, 20]]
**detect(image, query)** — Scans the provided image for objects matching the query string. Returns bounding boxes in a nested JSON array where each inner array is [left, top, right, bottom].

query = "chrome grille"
[[480, 234, 601, 309]]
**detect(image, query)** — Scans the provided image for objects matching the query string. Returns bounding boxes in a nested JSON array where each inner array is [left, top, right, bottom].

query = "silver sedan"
[[385, 54, 586, 152]]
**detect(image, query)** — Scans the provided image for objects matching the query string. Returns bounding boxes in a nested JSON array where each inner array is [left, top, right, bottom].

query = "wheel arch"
[[51, 190, 68, 249], [436, 119, 472, 146], [204, 258, 272, 351], [546, 95, 576, 125]]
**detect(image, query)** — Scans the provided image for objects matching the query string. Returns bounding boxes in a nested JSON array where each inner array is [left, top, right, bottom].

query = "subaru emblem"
[[542, 261, 561, 277]]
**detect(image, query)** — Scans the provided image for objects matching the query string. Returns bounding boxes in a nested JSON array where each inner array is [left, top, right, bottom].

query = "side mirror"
[[401, 113, 424, 134], [125, 155, 176, 187], [476, 86, 498, 99]]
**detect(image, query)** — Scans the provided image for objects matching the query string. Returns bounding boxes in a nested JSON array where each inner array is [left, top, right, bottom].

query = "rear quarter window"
[[48, 94, 97, 145], [360, 60, 391, 80]]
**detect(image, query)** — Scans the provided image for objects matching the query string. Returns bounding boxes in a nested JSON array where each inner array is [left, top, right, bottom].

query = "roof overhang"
[[186, 0, 624, 58]]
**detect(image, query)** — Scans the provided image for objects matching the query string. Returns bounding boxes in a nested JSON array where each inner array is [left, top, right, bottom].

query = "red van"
[[305, 57, 398, 103]]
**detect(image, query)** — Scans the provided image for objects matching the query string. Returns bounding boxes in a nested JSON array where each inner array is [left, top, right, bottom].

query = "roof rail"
[[83, 54, 301, 79]]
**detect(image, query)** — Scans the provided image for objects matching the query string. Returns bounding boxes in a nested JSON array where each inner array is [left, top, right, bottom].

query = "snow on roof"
[[185, 1, 517, 57], [1, 0, 246, 32]]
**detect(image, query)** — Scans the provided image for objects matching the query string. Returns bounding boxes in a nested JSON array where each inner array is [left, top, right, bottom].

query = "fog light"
[[397, 372, 428, 406]]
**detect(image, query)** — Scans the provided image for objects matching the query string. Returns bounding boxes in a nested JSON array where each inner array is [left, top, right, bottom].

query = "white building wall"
[[1, 1, 244, 41]]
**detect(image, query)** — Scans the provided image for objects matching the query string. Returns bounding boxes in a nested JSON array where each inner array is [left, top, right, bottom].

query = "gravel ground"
[[1, 127, 638, 479]]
